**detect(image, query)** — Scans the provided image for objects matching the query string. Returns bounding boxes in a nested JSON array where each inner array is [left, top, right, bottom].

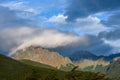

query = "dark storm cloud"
[[101, 11, 120, 27], [0, 6, 33, 27], [99, 28, 120, 40], [63, 0, 120, 55], [50, 35, 113, 56], [83, 35, 113, 55], [65, 0, 120, 21], [80, 35, 113, 55]]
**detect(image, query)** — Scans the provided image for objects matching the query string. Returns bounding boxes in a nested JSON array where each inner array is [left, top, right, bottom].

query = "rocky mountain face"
[[105, 59, 120, 80], [12, 46, 120, 70], [12, 46, 72, 68], [74, 58, 109, 69]]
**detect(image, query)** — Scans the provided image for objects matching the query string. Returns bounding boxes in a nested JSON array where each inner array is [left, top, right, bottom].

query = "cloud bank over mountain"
[[0, 27, 88, 55], [0, 0, 120, 55]]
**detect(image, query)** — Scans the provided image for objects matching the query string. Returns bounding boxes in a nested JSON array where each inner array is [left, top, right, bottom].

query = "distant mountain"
[[69, 51, 120, 70], [69, 51, 97, 61], [68, 51, 108, 69], [69, 50, 120, 62], [98, 53, 120, 61], [12, 46, 72, 68]]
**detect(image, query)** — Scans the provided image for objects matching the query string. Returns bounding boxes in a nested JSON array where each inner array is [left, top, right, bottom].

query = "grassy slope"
[[0, 54, 65, 80], [0, 54, 31, 80], [20, 59, 56, 69]]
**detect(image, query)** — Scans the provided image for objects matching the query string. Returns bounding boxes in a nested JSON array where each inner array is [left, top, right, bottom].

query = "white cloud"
[[48, 15, 110, 35], [0, 2, 24, 10], [47, 15, 109, 35], [0, 1, 40, 17], [74, 16, 110, 35], [0, 27, 87, 55], [48, 14, 67, 24]]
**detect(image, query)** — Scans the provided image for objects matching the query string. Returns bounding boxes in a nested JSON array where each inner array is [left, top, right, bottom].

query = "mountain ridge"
[[12, 46, 120, 70], [69, 50, 120, 61], [12, 46, 72, 68]]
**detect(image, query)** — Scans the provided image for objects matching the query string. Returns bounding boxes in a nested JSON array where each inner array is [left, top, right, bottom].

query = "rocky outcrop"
[[12, 46, 72, 68], [74, 58, 110, 69]]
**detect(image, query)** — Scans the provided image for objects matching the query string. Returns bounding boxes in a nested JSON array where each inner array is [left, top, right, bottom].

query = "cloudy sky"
[[0, 0, 120, 56]]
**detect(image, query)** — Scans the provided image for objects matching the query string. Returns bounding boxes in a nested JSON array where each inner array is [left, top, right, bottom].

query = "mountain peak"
[[69, 50, 97, 61], [12, 46, 72, 68]]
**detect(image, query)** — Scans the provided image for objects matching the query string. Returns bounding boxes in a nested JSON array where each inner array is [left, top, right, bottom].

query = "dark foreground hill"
[[0, 53, 111, 80]]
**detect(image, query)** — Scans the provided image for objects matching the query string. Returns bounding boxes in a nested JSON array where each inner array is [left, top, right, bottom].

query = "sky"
[[0, 0, 120, 56]]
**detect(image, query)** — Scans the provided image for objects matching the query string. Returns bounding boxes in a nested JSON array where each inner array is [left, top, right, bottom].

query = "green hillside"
[[20, 59, 56, 69], [0, 54, 65, 80], [0, 54, 111, 80], [0, 53, 31, 80]]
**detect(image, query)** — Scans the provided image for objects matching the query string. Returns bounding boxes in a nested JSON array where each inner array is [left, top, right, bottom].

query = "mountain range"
[[11, 46, 120, 69], [1, 46, 120, 80], [63, 50, 120, 70], [69, 50, 120, 61], [0, 53, 111, 80]]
